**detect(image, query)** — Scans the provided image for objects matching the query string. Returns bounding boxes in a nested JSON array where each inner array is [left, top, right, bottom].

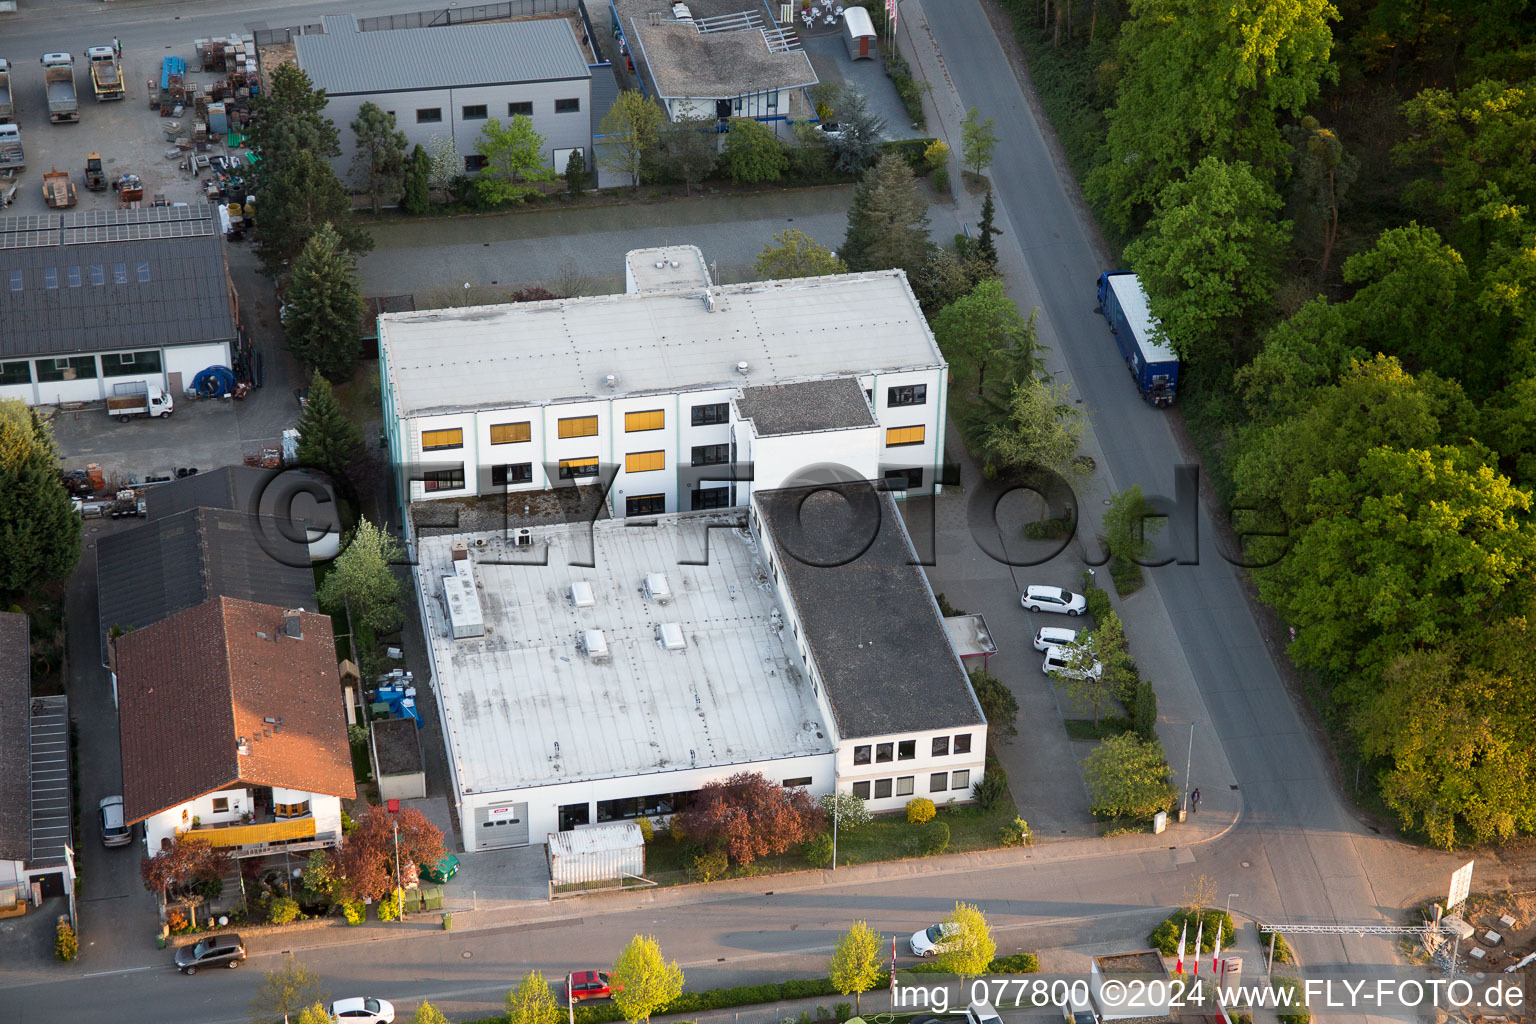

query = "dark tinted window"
[[417, 108, 442, 123], [509, 101, 533, 116], [691, 403, 729, 426], [492, 463, 533, 487], [691, 487, 730, 510], [897, 739, 915, 760], [932, 736, 950, 756], [887, 384, 927, 406], [555, 98, 580, 113], [853, 745, 871, 765], [852, 781, 871, 799], [954, 734, 972, 755], [692, 443, 730, 465], [876, 743, 893, 763]]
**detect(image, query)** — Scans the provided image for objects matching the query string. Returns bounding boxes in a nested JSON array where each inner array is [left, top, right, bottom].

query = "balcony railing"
[[178, 817, 316, 848]]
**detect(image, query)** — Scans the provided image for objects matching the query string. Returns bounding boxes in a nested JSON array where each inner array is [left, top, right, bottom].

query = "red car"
[[568, 971, 616, 1002]]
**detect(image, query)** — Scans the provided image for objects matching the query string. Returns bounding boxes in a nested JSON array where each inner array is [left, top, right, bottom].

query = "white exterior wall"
[[323, 78, 593, 189], [0, 377, 36, 405], [309, 793, 343, 840], [31, 367, 103, 407], [142, 786, 250, 853], [738, 425, 881, 497], [665, 91, 787, 122], [462, 751, 834, 851], [14, 340, 232, 408], [835, 727, 987, 812], [400, 374, 944, 512], [161, 341, 235, 389]]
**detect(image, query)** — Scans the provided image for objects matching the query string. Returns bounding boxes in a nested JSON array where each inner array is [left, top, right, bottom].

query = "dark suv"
[[174, 934, 246, 974]]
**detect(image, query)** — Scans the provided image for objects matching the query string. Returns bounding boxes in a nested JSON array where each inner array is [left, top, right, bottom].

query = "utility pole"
[[1181, 721, 1195, 818], [1226, 894, 1240, 918], [393, 819, 402, 924]]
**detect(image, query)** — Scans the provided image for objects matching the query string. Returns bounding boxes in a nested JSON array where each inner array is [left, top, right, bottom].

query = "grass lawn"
[[641, 798, 1019, 883], [1064, 716, 1132, 741]]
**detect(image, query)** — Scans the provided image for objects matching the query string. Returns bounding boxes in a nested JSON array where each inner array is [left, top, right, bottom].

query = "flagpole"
[[1175, 920, 1187, 976], [1192, 918, 1204, 978]]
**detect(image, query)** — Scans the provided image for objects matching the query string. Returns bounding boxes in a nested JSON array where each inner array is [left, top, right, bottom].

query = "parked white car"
[[1021, 585, 1087, 615], [1042, 644, 1102, 680], [99, 795, 132, 847], [909, 922, 957, 957], [331, 997, 395, 1023], [1033, 625, 1079, 652]]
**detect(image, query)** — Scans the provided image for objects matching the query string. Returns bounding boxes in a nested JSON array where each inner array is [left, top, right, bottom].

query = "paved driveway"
[[800, 34, 926, 140]]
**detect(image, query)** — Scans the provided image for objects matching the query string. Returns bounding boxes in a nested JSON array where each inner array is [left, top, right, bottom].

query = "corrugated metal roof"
[[1107, 272, 1177, 364], [0, 613, 31, 862], [379, 269, 944, 417], [548, 822, 643, 856], [295, 18, 590, 96], [0, 233, 235, 358]]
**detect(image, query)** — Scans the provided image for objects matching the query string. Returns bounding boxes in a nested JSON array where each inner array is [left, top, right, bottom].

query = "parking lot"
[[3, 38, 250, 216]]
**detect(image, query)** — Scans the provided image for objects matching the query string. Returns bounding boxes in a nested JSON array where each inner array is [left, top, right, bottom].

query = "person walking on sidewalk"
[[1191, 788, 1201, 813], [113, 37, 122, 60]]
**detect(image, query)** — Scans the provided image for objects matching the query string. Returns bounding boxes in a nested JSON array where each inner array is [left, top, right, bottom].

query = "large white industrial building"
[[378, 246, 948, 520], [387, 248, 988, 851]]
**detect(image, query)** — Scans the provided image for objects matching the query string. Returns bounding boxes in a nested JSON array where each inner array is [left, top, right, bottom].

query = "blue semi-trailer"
[[1096, 271, 1178, 407]]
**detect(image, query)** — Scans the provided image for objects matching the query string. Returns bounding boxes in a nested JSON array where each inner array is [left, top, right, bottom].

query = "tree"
[[411, 1003, 452, 1024], [0, 400, 81, 595], [351, 102, 408, 214], [1283, 116, 1357, 278], [139, 835, 230, 928], [599, 92, 665, 188], [301, 849, 338, 898], [1339, 224, 1471, 381], [425, 135, 461, 195], [283, 224, 365, 378], [474, 116, 555, 205], [828, 921, 883, 1012], [565, 147, 588, 196], [969, 667, 1019, 739], [1102, 485, 1162, 566], [674, 772, 824, 865], [1053, 613, 1135, 727], [250, 954, 328, 1024], [318, 517, 406, 636], [1395, 79, 1536, 220], [1084, 0, 1337, 231], [255, 150, 373, 275], [826, 89, 886, 174], [787, 120, 832, 179], [1122, 157, 1291, 363], [842, 153, 931, 275], [610, 935, 684, 1024], [978, 375, 1084, 476], [931, 279, 1037, 396], [819, 791, 872, 828], [1232, 298, 1367, 418], [722, 118, 788, 184], [401, 143, 432, 215], [658, 115, 719, 195], [332, 805, 445, 902], [754, 229, 848, 280], [960, 107, 999, 176], [936, 902, 996, 979], [976, 189, 1000, 270], [1081, 733, 1176, 819], [506, 970, 564, 1024]]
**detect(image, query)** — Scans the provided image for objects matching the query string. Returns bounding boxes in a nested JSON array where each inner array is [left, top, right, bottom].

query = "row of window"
[[1, 350, 164, 387], [416, 98, 579, 124], [853, 770, 970, 801], [853, 733, 972, 766], [423, 419, 923, 452], [435, 464, 924, 497]]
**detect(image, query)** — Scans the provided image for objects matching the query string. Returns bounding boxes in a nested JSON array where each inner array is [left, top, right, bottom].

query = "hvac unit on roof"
[[577, 629, 610, 662], [643, 573, 672, 604], [473, 537, 489, 548], [656, 622, 687, 650], [514, 528, 533, 548], [569, 581, 596, 608], [673, 2, 693, 20]]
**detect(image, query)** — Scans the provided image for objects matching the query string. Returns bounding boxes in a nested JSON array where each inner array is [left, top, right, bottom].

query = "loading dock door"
[[475, 802, 530, 848]]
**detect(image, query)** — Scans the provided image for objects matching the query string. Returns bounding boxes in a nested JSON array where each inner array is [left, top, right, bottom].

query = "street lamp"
[[1225, 894, 1240, 918], [1180, 721, 1196, 818], [393, 819, 402, 924]]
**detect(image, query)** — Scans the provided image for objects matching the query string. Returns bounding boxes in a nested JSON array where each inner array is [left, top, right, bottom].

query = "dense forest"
[[1000, 0, 1536, 848]]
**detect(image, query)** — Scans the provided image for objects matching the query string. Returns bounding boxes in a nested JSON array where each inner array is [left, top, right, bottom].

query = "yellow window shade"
[[886, 425, 925, 447], [626, 450, 666, 473], [422, 427, 463, 450], [560, 457, 600, 471], [558, 415, 599, 438], [490, 421, 531, 444], [625, 409, 665, 432]]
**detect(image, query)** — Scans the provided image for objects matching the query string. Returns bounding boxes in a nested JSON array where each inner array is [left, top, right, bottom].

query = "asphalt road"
[[1, 0, 1469, 1020]]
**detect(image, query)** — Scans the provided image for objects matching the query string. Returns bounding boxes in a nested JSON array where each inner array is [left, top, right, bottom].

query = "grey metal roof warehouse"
[[0, 209, 235, 359], [96, 508, 316, 645], [754, 485, 986, 739], [0, 613, 31, 863], [295, 15, 591, 95]]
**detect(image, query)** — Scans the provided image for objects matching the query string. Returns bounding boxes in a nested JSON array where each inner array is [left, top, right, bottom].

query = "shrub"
[[1085, 585, 1113, 623], [691, 848, 729, 882], [997, 817, 1033, 847], [341, 810, 358, 836], [800, 1012, 812, 1024], [166, 908, 189, 933], [1274, 978, 1309, 1024], [55, 920, 78, 961], [343, 901, 365, 925], [192, 876, 223, 901], [971, 766, 1010, 810], [935, 592, 967, 617], [1109, 555, 1144, 595], [803, 832, 834, 868], [1025, 517, 1070, 540], [906, 798, 936, 824], [669, 814, 688, 841], [820, 791, 872, 828], [883, 56, 926, 128], [1148, 909, 1236, 954], [1264, 929, 1295, 964], [923, 139, 950, 171], [921, 820, 949, 855], [817, 1007, 832, 1021], [1130, 680, 1158, 741], [991, 953, 1040, 973], [376, 891, 402, 922], [266, 896, 300, 925], [930, 165, 950, 196], [880, 137, 935, 174], [636, 817, 654, 843], [968, 669, 1019, 741], [834, 1004, 853, 1022]]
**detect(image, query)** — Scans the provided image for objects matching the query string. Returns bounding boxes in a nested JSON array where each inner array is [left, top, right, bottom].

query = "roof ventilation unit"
[[450, 539, 470, 561], [657, 622, 687, 650], [606, 373, 618, 388], [673, 3, 693, 20], [473, 536, 489, 548], [578, 629, 610, 662], [736, 360, 749, 375], [514, 528, 533, 548], [443, 560, 485, 639], [569, 581, 596, 608], [643, 573, 672, 604]]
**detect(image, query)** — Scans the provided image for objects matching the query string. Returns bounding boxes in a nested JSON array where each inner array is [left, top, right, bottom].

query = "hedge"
[[906, 953, 1039, 974], [882, 138, 940, 175], [1148, 909, 1237, 954], [556, 975, 897, 1024]]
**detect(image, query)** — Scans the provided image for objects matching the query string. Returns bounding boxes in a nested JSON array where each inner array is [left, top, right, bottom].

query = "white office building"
[[378, 246, 948, 521]]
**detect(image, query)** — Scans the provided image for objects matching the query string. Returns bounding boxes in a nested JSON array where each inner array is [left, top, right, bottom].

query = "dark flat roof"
[[96, 507, 316, 642], [736, 378, 874, 436], [0, 613, 30, 861], [372, 717, 424, 777], [754, 485, 983, 738]]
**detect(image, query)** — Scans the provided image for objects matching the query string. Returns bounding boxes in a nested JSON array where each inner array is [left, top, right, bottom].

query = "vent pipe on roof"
[[737, 360, 749, 375], [606, 374, 617, 388], [237, 736, 250, 756]]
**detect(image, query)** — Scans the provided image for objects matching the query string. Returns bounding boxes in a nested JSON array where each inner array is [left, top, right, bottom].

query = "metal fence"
[[254, 0, 583, 47]]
